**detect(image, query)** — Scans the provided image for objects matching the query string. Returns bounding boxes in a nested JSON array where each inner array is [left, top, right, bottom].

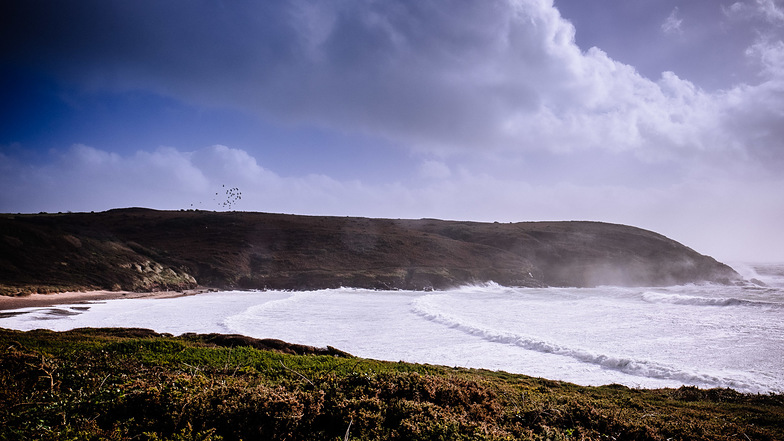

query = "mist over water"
[[2, 264, 783, 394]]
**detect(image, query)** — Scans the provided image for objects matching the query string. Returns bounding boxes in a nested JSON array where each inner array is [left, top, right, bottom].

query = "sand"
[[0, 288, 215, 311]]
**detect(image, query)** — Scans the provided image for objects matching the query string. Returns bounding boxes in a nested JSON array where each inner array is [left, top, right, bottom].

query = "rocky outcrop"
[[0, 208, 741, 294], [118, 260, 197, 292], [0, 213, 197, 295]]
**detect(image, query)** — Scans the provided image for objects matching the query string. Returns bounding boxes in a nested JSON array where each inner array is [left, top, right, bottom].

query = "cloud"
[[1, 0, 780, 167], [759, 0, 784, 23], [727, 0, 784, 23], [661, 7, 684, 35], [746, 38, 784, 78]]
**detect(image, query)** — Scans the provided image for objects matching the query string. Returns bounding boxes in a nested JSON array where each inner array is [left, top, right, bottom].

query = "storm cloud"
[[3, 0, 782, 161]]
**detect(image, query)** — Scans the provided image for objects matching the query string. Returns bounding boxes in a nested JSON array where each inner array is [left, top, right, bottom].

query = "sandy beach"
[[0, 288, 215, 311]]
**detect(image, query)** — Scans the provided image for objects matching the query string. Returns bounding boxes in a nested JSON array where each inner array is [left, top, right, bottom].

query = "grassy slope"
[[1, 328, 782, 441]]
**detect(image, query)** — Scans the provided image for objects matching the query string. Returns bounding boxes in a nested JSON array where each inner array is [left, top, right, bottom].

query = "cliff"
[[0, 208, 741, 294]]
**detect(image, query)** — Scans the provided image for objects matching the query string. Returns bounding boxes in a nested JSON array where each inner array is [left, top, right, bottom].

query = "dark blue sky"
[[2, 0, 783, 261]]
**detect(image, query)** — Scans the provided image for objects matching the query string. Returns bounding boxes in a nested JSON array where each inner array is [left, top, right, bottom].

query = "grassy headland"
[[1, 208, 741, 295], [1, 328, 781, 441]]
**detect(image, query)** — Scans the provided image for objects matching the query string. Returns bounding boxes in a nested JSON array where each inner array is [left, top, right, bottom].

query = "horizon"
[[2, 0, 784, 262]]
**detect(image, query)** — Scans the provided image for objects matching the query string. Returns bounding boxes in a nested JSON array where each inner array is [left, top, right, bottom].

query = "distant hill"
[[0, 208, 741, 295]]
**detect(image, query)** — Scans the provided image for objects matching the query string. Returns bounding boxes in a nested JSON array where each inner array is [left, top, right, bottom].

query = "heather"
[[1, 328, 782, 440]]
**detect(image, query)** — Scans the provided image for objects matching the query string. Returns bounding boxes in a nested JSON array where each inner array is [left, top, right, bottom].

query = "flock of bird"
[[189, 184, 242, 210]]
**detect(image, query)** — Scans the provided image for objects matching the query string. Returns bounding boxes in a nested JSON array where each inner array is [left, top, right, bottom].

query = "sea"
[[2, 262, 782, 394]]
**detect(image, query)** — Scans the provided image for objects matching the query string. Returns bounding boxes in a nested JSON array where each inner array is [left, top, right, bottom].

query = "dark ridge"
[[0, 208, 741, 294]]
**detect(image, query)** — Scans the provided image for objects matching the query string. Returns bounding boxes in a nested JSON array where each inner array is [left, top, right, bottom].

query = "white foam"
[[1, 283, 782, 393], [410, 294, 768, 391], [641, 291, 782, 308]]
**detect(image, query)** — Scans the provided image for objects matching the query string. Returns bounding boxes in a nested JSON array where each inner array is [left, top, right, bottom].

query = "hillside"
[[0, 208, 741, 295]]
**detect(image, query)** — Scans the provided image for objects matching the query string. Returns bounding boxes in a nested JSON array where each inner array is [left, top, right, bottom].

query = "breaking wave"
[[2, 282, 781, 394], [411, 294, 764, 391], [641, 292, 783, 308]]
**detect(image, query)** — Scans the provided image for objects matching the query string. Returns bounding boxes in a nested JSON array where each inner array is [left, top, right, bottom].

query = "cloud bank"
[[2, 143, 783, 262]]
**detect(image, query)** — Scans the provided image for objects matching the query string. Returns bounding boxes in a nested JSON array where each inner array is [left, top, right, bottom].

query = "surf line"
[[410, 295, 752, 390]]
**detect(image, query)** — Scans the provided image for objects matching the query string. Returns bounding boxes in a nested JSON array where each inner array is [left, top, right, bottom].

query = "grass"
[[1, 327, 782, 440]]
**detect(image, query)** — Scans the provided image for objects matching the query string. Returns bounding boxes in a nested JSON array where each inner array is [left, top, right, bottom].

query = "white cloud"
[[661, 7, 684, 35], [253, 0, 781, 171], [725, 0, 784, 23], [726, 2, 751, 18], [746, 38, 784, 78], [758, 0, 784, 23]]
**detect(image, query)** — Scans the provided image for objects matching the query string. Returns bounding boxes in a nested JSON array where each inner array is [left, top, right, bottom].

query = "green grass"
[[1, 328, 782, 440]]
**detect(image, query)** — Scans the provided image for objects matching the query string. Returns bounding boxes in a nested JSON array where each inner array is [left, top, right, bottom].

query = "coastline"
[[0, 287, 216, 311]]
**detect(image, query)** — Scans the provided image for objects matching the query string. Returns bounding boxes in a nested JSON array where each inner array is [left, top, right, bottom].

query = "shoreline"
[[0, 287, 217, 311]]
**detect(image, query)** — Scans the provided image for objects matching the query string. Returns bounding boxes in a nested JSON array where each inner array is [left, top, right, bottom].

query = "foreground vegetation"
[[1, 328, 782, 441]]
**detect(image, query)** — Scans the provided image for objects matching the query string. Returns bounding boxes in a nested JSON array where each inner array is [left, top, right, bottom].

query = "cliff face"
[[0, 208, 741, 294]]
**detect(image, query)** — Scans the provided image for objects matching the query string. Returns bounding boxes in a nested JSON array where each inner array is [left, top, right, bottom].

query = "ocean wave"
[[446, 281, 522, 297], [411, 295, 766, 391], [641, 292, 783, 308], [222, 292, 299, 333]]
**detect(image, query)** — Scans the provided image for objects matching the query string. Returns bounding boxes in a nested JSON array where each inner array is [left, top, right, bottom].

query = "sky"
[[1, 0, 783, 262]]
